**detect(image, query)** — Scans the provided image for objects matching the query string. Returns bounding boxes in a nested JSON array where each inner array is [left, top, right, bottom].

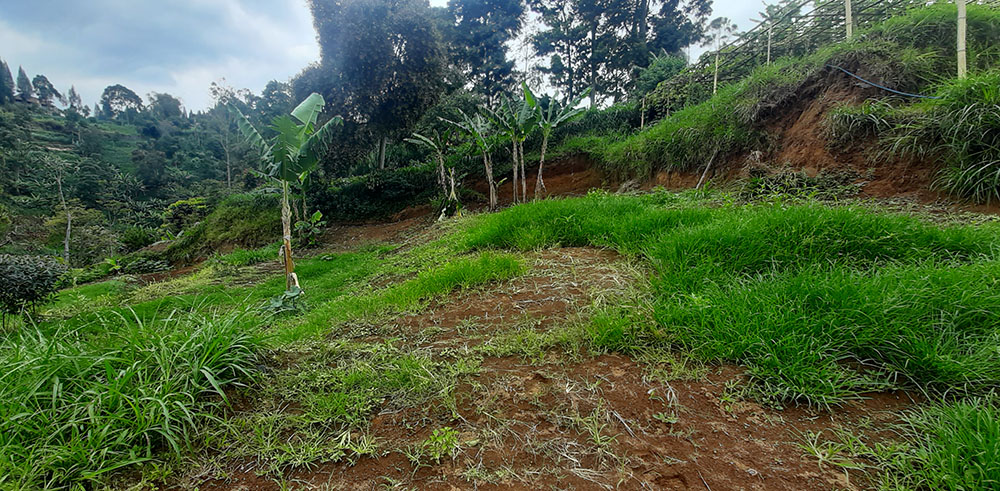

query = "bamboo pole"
[[713, 51, 720, 94], [957, 0, 968, 78], [845, 0, 854, 40], [767, 23, 773, 65]]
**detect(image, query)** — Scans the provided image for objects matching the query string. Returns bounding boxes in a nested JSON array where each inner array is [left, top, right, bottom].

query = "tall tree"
[[147, 92, 184, 120], [100, 84, 143, 122], [445, 0, 525, 104], [32, 75, 64, 106], [295, 0, 447, 170], [0, 61, 14, 104], [15, 66, 33, 102], [532, 0, 712, 104], [67, 86, 83, 112]]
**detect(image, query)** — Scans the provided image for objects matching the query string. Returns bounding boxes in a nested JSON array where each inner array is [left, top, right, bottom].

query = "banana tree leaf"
[[291, 92, 326, 128]]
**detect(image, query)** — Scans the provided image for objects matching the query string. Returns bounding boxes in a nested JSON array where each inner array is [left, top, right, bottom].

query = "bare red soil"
[[185, 247, 916, 490]]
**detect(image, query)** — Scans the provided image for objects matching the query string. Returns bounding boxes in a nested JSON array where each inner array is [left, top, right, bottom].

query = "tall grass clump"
[[894, 397, 1000, 489], [462, 191, 716, 256], [649, 203, 999, 292], [465, 195, 1000, 406], [0, 310, 263, 488]]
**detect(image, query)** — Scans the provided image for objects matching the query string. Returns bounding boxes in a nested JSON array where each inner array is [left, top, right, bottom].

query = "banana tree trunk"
[[436, 153, 448, 196], [519, 141, 527, 202], [281, 182, 299, 291], [511, 141, 519, 204], [483, 152, 497, 211], [535, 133, 549, 199]]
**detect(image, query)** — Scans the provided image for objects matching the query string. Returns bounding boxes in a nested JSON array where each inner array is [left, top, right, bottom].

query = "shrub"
[[165, 193, 281, 264], [0, 203, 10, 241], [119, 225, 159, 252], [163, 197, 209, 233], [0, 254, 67, 324], [316, 163, 439, 221]]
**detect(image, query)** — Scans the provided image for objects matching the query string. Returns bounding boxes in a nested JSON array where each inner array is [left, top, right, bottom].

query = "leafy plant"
[[445, 110, 500, 210], [232, 93, 343, 292], [294, 210, 326, 247], [420, 427, 460, 464], [523, 84, 590, 197], [0, 254, 67, 326], [405, 129, 462, 218], [264, 285, 305, 315], [484, 93, 537, 203]]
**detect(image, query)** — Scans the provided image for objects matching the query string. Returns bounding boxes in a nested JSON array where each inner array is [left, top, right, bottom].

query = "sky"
[[0, 0, 763, 112]]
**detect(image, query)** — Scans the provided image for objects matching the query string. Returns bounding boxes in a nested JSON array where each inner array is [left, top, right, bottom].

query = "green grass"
[[463, 193, 1000, 406], [898, 397, 1000, 489], [212, 244, 279, 267], [0, 310, 263, 488], [273, 251, 524, 343]]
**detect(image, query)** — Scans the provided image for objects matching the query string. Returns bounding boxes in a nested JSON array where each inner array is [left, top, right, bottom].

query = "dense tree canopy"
[[0, 61, 14, 104], [100, 84, 143, 121], [531, 0, 710, 105], [294, 0, 447, 169], [31, 75, 63, 107], [15, 67, 33, 101], [445, 0, 525, 103]]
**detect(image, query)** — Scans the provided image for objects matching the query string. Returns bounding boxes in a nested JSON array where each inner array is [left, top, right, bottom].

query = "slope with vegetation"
[[2, 1, 1000, 490]]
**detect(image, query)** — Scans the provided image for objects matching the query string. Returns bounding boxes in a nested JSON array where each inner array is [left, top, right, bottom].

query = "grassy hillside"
[[5, 188, 1000, 488]]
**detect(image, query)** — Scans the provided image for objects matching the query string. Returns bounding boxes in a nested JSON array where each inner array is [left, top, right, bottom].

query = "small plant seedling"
[[421, 426, 461, 464]]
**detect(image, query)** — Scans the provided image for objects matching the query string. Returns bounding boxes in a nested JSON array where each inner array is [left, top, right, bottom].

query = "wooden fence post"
[[845, 0, 854, 40], [957, 0, 968, 78]]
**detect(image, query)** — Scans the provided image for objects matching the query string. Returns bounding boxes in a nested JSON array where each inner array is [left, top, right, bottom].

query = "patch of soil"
[[186, 246, 918, 491], [320, 214, 435, 252], [137, 264, 198, 285], [468, 156, 608, 208], [389, 247, 628, 349]]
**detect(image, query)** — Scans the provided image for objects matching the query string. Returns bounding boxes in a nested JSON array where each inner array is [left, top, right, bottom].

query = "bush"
[[119, 225, 159, 252], [165, 192, 281, 264], [0, 203, 11, 241], [163, 197, 209, 234], [0, 254, 67, 324], [316, 163, 439, 221]]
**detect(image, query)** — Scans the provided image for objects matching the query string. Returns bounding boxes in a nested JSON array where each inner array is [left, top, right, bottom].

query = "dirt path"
[[188, 246, 915, 490]]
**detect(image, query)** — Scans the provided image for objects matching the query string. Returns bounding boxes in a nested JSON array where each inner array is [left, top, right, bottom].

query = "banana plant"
[[484, 95, 537, 203], [405, 129, 461, 218], [524, 84, 590, 198], [443, 110, 499, 211], [231, 93, 342, 292]]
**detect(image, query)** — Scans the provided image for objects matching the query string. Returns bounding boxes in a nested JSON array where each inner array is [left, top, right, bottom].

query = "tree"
[[524, 84, 589, 197], [100, 84, 143, 121], [32, 75, 64, 107], [445, 0, 525, 103], [67, 86, 83, 112], [446, 110, 500, 210], [16, 66, 33, 102], [632, 53, 686, 99], [406, 129, 461, 218], [41, 156, 80, 263], [0, 61, 14, 104], [531, 0, 711, 105], [295, 0, 447, 170], [233, 93, 342, 292], [147, 92, 184, 120], [485, 94, 537, 203]]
